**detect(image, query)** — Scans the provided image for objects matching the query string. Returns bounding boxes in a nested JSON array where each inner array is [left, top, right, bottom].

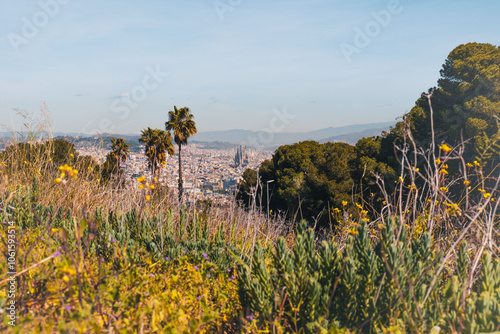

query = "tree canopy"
[[166, 106, 197, 200], [238, 42, 500, 228], [397, 42, 500, 168], [139, 128, 174, 181]]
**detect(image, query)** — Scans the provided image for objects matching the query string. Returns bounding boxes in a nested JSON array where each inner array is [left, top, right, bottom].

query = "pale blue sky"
[[0, 0, 499, 134]]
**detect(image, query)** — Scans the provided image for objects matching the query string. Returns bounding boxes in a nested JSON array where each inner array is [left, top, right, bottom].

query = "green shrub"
[[238, 220, 500, 333]]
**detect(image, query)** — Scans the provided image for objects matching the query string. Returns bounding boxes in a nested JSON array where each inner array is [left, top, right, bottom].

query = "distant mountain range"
[[0, 121, 397, 150], [192, 121, 396, 149]]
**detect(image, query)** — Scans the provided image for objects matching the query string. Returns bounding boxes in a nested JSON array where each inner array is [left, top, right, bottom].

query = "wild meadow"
[[1, 43, 500, 333]]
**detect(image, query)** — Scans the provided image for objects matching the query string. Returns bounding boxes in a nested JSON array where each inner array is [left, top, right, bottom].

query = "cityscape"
[[77, 139, 272, 203]]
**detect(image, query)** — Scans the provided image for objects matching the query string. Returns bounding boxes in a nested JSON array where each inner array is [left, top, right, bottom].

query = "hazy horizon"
[[1, 0, 499, 135]]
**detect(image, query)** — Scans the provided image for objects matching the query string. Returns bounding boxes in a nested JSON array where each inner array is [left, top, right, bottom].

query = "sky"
[[0, 0, 499, 135]]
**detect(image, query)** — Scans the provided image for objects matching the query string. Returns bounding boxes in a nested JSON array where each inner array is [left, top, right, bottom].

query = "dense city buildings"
[[0, 135, 272, 203], [77, 141, 272, 202]]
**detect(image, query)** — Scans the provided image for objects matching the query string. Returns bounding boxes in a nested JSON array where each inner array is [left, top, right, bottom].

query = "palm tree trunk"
[[178, 143, 183, 201], [152, 155, 156, 183], [116, 157, 121, 187]]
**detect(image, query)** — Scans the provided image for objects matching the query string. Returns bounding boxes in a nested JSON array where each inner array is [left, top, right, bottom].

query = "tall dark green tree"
[[165, 106, 197, 200], [139, 128, 174, 182], [249, 141, 356, 228], [395, 43, 500, 168], [236, 168, 259, 207], [351, 136, 396, 208]]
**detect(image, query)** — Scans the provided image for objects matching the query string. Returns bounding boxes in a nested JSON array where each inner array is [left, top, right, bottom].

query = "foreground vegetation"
[[0, 42, 499, 333]]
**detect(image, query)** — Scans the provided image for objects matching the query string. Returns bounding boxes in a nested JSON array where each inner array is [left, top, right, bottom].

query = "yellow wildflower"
[[466, 163, 473, 168], [463, 180, 470, 186], [439, 144, 452, 153], [436, 158, 441, 165], [54, 178, 62, 184], [348, 228, 358, 236], [474, 161, 480, 167], [342, 201, 347, 206], [483, 193, 491, 199], [150, 184, 155, 190], [145, 195, 151, 201]]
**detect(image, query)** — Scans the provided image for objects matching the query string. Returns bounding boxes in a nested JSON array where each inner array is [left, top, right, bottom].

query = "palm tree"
[[138, 128, 174, 181], [165, 106, 197, 200], [110, 137, 130, 174]]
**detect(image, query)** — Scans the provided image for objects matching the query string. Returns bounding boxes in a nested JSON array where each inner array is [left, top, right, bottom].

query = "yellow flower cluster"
[[445, 202, 461, 216], [478, 188, 492, 199], [137, 175, 155, 201], [439, 143, 452, 153], [439, 163, 449, 175], [54, 164, 78, 184], [348, 227, 358, 236], [407, 184, 418, 190]]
